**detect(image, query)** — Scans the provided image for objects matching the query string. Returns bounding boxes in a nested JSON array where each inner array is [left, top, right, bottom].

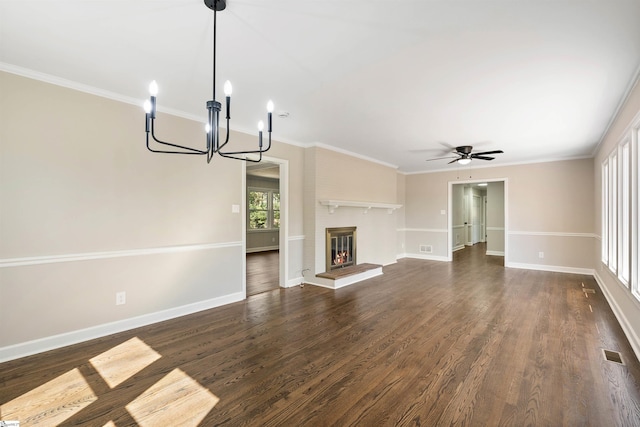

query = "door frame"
[[447, 178, 508, 263], [243, 156, 289, 296], [471, 193, 482, 245]]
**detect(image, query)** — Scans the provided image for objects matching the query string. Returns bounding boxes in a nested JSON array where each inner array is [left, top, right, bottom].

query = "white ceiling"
[[2, 0, 640, 173]]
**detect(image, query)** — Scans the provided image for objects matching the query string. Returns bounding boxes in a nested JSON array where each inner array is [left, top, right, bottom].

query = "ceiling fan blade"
[[473, 150, 503, 156], [426, 156, 458, 162], [472, 155, 495, 161], [448, 158, 460, 164]]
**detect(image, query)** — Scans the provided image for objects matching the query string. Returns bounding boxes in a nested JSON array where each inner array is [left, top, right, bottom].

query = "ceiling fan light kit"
[[143, 0, 273, 164]]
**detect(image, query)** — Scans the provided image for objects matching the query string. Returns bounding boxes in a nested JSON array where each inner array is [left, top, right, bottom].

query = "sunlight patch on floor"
[[126, 368, 220, 426], [89, 336, 161, 388], [1, 337, 219, 425], [0, 368, 97, 425]]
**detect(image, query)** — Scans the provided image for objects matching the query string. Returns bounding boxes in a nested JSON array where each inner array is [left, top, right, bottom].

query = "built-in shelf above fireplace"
[[319, 200, 402, 214]]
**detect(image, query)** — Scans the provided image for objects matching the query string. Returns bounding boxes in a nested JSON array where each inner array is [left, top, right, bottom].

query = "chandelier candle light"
[[143, 0, 273, 163]]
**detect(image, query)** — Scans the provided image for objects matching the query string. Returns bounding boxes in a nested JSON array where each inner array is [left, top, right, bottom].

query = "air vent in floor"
[[602, 349, 624, 365], [583, 288, 596, 294]]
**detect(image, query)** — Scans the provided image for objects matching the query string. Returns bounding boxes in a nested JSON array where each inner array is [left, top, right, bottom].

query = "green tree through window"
[[248, 189, 279, 229]]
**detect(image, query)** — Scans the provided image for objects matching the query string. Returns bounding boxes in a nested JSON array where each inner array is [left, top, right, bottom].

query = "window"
[[619, 141, 630, 284], [635, 127, 640, 300], [609, 153, 617, 274], [248, 188, 279, 230], [602, 161, 609, 264], [602, 128, 638, 298]]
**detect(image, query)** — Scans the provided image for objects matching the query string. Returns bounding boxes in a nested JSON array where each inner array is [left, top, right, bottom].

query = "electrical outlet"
[[538, 252, 544, 259], [116, 291, 126, 305]]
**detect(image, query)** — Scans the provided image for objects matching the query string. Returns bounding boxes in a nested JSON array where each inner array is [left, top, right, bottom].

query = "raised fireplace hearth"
[[326, 227, 356, 271]]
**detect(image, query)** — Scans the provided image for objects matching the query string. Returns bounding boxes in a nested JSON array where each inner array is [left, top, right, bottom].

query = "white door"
[[472, 195, 482, 244]]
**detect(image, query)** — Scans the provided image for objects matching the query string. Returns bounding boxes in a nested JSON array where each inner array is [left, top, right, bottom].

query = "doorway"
[[448, 179, 506, 262], [246, 160, 282, 296]]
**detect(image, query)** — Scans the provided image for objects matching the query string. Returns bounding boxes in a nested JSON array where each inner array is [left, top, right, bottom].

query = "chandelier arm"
[[148, 120, 207, 154], [215, 117, 232, 152], [242, 153, 263, 163], [218, 135, 271, 156], [218, 116, 272, 156], [218, 151, 262, 162]]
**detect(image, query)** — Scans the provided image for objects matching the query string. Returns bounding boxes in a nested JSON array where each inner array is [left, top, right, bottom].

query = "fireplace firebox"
[[326, 227, 357, 271]]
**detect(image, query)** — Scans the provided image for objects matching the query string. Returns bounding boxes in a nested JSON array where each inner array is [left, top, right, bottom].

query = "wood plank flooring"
[[246, 250, 279, 296], [2, 244, 640, 426]]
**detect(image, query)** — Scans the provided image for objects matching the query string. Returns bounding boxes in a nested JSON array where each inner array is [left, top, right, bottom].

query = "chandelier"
[[143, 0, 273, 163]]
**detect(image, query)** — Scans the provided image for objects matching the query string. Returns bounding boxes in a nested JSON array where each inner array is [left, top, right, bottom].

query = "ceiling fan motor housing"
[[456, 146, 473, 155]]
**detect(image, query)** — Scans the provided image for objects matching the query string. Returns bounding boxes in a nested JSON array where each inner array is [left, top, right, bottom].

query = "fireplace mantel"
[[319, 200, 402, 214]]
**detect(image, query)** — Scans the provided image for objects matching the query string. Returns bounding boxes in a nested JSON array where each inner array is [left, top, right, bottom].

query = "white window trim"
[[247, 186, 280, 231], [602, 160, 609, 265], [633, 124, 640, 301], [608, 152, 617, 275], [619, 139, 631, 286]]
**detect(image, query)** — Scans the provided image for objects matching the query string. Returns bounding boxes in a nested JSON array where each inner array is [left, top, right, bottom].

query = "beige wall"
[[486, 181, 505, 255], [404, 158, 594, 268], [0, 71, 305, 359], [593, 76, 640, 357]]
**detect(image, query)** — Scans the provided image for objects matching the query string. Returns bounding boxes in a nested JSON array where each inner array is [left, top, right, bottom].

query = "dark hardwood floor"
[[2, 245, 640, 426], [246, 250, 279, 296]]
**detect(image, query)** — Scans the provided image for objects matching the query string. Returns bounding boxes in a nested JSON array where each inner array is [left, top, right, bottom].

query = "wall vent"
[[419, 245, 433, 254], [602, 349, 624, 365]]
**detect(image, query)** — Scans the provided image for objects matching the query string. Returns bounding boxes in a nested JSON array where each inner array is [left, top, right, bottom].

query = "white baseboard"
[[453, 245, 465, 252], [304, 280, 335, 290], [0, 292, 245, 363], [506, 262, 593, 276], [486, 250, 505, 256], [593, 271, 640, 363], [402, 253, 450, 262]]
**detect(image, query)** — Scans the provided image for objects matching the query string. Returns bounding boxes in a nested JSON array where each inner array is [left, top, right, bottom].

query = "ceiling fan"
[[426, 145, 504, 165]]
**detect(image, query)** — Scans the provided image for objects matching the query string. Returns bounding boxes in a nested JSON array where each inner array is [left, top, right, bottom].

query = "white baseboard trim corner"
[[0, 292, 245, 363], [286, 276, 304, 288], [486, 250, 505, 256]]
